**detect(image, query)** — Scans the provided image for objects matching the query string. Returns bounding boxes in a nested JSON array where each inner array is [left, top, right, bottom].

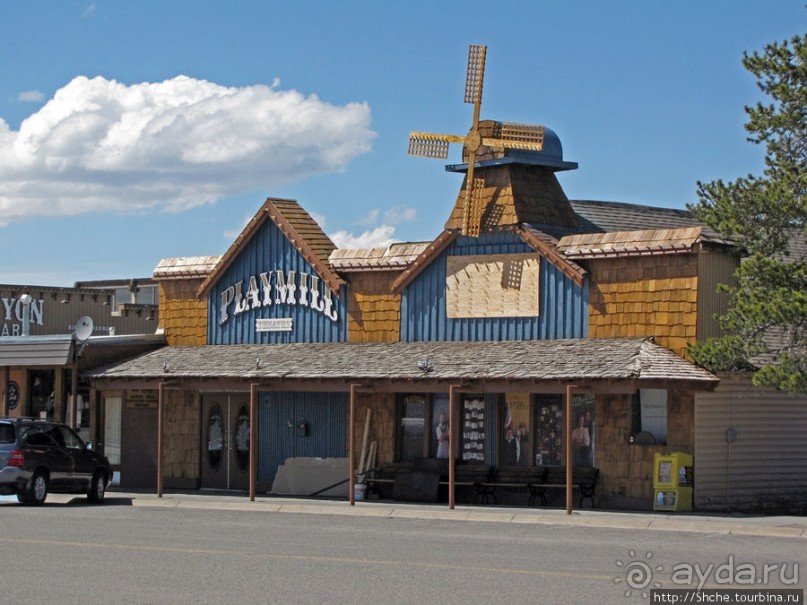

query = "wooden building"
[[84, 126, 745, 511]]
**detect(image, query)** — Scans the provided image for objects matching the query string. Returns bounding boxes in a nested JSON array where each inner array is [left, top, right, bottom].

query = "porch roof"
[[85, 337, 718, 393]]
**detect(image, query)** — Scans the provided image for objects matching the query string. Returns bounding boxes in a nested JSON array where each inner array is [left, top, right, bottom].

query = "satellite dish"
[[74, 316, 94, 342]]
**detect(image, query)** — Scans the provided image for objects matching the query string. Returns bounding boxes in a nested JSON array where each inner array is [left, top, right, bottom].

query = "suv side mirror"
[[85, 441, 93, 450]]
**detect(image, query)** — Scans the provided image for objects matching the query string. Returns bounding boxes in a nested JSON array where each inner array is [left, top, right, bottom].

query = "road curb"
[[117, 494, 807, 539]]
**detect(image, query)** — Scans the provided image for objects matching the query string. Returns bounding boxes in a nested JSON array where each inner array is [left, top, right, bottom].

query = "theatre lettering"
[[219, 270, 339, 325]]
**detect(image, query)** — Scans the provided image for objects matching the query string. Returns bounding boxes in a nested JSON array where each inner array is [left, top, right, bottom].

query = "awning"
[[0, 335, 73, 367], [86, 336, 718, 394]]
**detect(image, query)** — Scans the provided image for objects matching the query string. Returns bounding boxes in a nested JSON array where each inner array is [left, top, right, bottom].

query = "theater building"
[[86, 130, 737, 510]]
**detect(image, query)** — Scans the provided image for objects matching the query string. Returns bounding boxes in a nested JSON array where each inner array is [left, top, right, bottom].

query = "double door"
[[200, 395, 250, 491]]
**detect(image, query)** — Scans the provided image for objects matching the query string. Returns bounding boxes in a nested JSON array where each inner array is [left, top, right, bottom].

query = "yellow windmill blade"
[[464, 45, 487, 106], [482, 122, 545, 151], [408, 134, 450, 159]]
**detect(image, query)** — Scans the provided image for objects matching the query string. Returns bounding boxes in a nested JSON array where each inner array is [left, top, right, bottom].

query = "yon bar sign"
[[1, 296, 44, 336], [219, 270, 339, 325]]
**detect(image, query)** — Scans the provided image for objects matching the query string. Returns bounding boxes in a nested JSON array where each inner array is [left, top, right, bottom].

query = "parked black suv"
[[0, 417, 112, 505]]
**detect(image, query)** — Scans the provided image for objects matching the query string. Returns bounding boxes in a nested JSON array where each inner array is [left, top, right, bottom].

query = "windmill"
[[408, 45, 546, 237]]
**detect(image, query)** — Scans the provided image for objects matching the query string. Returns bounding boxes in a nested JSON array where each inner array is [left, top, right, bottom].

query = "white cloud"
[[357, 208, 380, 227], [223, 213, 254, 240], [308, 211, 326, 229], [81, 3, 96, 18], [327, 204, 415, 249], [384, 205, 416, 224], [330, 225, 396, 249], [0, 75, 374, 227], [18, 90, 45, 103]]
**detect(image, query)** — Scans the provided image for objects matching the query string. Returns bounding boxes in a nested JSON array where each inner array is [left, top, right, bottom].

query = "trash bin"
[[653, 452, 693, 512]]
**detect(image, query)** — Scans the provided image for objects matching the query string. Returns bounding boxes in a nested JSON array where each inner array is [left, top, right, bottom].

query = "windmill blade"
[[464, 45, 487, 106], [465, 176, 486, 237], [408, 134, 450, 159], [494, 122, 545, 147], [480, 137, 544, 152]]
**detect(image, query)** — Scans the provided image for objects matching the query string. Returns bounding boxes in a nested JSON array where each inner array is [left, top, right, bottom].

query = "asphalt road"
[[0, 496, 803, 604]]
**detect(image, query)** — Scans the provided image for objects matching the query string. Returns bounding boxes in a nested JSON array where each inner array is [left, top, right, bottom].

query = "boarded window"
[[446, 253, 541, 318]]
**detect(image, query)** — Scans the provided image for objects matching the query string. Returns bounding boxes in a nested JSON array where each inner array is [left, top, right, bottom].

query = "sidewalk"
[[104, 489, 807, 539], [4, 489, 804, 538]]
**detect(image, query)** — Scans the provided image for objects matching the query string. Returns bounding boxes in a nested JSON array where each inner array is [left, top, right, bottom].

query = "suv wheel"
[[87, 471, 106, 504], [19, 471, 48, 506]]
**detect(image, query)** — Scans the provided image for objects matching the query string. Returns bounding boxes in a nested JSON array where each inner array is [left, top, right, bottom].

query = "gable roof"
[[389, 226, 587, 294], [517, 225, 586, 285], [390, 230, 458, 293], [197, 198, 345, 298]]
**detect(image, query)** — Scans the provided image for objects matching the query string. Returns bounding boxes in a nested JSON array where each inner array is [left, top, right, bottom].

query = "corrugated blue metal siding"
[[258, 391, 348, 484], [401, 232, 588, 341], [207, 219, 347, 344]]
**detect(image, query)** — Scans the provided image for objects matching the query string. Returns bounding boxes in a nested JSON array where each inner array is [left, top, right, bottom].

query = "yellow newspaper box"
[[653, 452, 693, 512]]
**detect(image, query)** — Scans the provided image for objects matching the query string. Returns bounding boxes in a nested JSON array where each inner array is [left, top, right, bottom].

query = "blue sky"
[[0, 1, 804, 286]]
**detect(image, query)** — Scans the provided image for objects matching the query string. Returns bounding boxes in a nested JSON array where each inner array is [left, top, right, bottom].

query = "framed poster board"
[[461, 396, 486, 463]]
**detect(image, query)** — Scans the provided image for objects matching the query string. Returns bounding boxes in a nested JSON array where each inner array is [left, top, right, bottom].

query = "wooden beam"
[[448, 384, 459, 510], [249, 383, 258, 502], [565, 383, 577, 515], [157, 381, 164, 499], [348, 384, 359, 506]]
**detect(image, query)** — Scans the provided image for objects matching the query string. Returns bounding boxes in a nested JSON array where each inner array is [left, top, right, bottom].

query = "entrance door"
[[200, 395, 251, 491]]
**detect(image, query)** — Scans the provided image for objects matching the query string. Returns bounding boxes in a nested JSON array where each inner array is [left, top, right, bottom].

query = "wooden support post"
[[349, 384, 359, 505], [449, 384, 459, 510], [70, 355, 79, 430], [157, 381, 164, 499], [565, 384, 577, 515], [249, 383, 257, 502], [2, 366, 9, 416]]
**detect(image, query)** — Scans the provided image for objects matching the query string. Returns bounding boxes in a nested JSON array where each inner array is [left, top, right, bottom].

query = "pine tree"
[[688, 34, 806, 393]]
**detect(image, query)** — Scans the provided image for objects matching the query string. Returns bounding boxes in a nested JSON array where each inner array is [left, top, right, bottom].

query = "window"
[[397, 395, 426, 462], [533, 395, 563, 466], [396, 394, 492, 464], [29, 370, 55, 419], [502, 393, 530, 466], [631, 389, 668, 444]]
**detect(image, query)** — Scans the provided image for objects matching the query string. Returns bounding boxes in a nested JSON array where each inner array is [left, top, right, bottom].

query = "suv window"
[[0, 423, 14, 444], [57, 425, 85, 450], [43, 425, 66, 448], [26, 427, 57, 447]]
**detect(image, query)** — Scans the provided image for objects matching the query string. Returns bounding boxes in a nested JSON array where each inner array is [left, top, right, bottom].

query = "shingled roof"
[[557, 227, 704, 259], [86, 337, 717, 392], [329, 242, 431, 272], [568, 200, 729, 244], [153, 256, 222, 280], [196, 198, 344, 298]]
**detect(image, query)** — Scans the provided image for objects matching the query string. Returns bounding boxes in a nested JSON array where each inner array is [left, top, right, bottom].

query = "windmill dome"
[[447, 121, 578, 174]]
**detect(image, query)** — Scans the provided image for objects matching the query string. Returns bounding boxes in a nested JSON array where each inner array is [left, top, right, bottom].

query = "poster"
[[461, 396, 486, 463], [503, 393, 531, 466]]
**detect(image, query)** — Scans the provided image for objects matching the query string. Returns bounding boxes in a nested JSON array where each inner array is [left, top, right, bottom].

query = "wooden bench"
[[536, 466, 599, 508], [364, 462, 414, 498], [439, 466, 494, 504], [477, 466, 547, 506]]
